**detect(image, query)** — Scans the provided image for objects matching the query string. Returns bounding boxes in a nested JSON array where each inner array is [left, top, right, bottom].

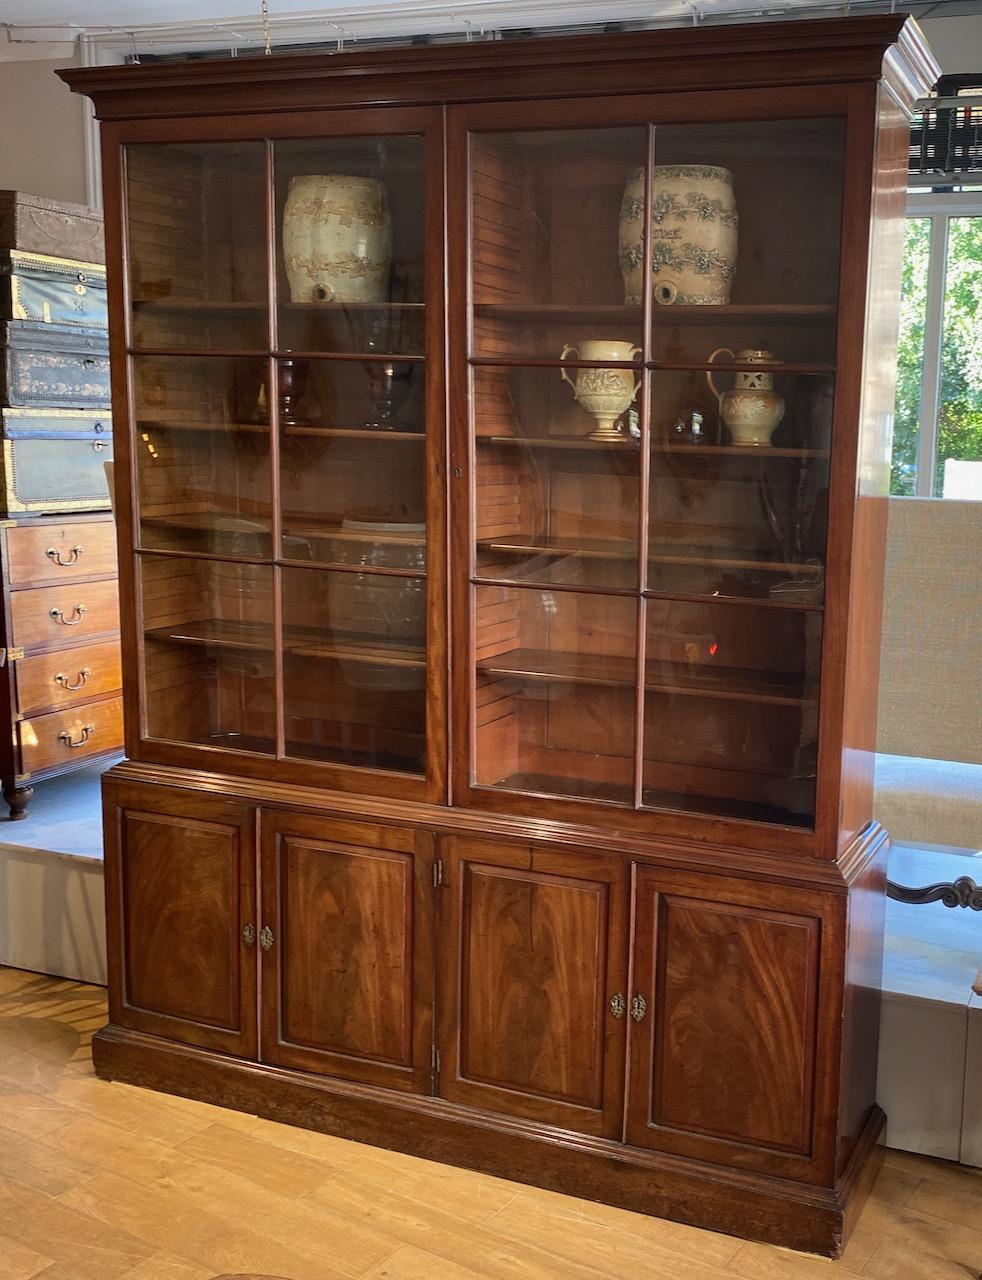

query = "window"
[[894, 80, 982, 499]]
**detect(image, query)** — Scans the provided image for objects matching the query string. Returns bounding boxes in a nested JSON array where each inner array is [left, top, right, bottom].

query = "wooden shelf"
[[486, 772, 634, 806], [133, 298, 424, 314], [472, 302, 835, 324], [284, 426, 425, 441], [286, 523, 426, 548], [477, 647, 813, 706], [480, 435, 639, 452], [477, 535, 635, 561], [652, 443, 830, 459], [640, 786, 813, 828], [476, 533, 823, 580], [138, 417, 268, 433], [146, 618, 424, 668]]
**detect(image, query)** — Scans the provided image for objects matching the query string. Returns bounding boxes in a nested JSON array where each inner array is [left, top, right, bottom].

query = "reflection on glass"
[[937, 216, 982, 499], [891, 217, 930, 496], [278, 357, 426, 568], [141, 555, 274, 753], [472, 585, 636, 804], [642, 600, 821, 827], [281, 566, 426, 773], [133, 355, 272, 557], [126, 142, 267, 352], [275, 136, 426, 355], [470, 127, 645, 359], [473, 365, 639, 587], [648, 371, 831, 602]]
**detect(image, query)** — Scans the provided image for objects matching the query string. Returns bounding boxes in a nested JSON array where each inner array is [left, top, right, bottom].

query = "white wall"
[[0, 54, 88, 205], [919, 13, 982, 78]]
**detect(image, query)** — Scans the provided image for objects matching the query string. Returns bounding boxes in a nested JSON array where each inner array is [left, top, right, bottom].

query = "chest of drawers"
[[0, 511, 123, 818]]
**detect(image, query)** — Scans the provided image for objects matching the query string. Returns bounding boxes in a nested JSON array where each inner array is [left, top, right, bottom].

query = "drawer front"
[[10, 578, 120, 651], [2, 344, 111, 409], [4, 255, 108, 328], [19, 695, 123, 774], [15, 640, 122, 716], [7, 519, 117, 586]]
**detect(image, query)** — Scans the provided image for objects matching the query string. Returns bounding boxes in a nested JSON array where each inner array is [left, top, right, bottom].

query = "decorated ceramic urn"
[[282, 174, 391, 304], [706, 348, 786, 447], [619, 165, 738, 306]]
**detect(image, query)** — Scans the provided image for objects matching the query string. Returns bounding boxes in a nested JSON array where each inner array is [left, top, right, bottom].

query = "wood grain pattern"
[[260, 810, 435, 1094], [438, 837, 627, 1136], [13, 638, 122, 716], [5, 517, 117, 587], [104, 777, 257, 1059], [18, 694, 123, 773], [10, 578, 120, 651]]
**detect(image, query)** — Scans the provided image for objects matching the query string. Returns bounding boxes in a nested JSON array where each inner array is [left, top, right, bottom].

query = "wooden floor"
[[1, 967, 980, 1280]]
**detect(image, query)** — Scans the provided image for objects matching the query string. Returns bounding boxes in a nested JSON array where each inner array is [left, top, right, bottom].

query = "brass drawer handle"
[[58, 723, 94, 748], [631, 994, 648, 1023], [54, 667, 91, 692], [50, 604, 86, 625], [258, 925, 274, 952], [242, 923, 256, 948], [46, 544, 83, 566]]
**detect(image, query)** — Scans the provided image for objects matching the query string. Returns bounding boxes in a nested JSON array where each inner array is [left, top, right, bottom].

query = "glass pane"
[[141, 555, 274, 753], [470, 128, 646, 359], [473, 365, 640, 587], [473, 585, 636, 804], [133, 355, 271, 557], [648, 371, 832, 602], [281, 566, 426, 773], [938, 215, 982, 500], [891, 217, 930, 496], [648, 118, 844, 312], [275, 136, 425, 355], [642, 599, 821, 827], [127, 142, 267, 351], [278, 357, 426, 568]]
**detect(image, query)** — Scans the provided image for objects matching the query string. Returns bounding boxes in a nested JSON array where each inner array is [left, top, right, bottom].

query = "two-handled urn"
[[706, 347, 785, 446], [560, 340, 641, 441]]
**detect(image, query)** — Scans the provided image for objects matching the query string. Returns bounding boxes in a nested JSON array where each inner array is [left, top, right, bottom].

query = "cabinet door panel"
[[104, 780, 257, 1058], [626, 865, 840, 1182], [439, 837, 627, 1136], [261, 811, 434, 1093]]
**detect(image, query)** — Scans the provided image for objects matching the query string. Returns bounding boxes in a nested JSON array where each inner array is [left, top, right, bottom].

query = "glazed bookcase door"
[[437, 836, 629, 1137], [121, 111, 445, 800], [453, 96, 847, 836]]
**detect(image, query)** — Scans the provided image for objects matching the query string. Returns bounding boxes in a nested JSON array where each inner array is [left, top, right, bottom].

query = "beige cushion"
[[875, 753, 982, 849], [877, 498, 982, 765]]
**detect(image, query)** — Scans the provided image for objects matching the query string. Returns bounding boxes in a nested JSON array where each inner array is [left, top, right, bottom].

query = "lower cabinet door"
[[104, 780, 258, 1058], [625, 865, 841, 1182], [438, 836, 628, 1137], [260, 810, 435, 1094]]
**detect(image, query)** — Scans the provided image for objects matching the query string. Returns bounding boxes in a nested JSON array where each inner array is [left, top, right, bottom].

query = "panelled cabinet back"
[[63, 15, 938, 1257]]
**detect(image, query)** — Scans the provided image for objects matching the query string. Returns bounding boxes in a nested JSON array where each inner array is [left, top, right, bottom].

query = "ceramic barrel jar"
[[282, 175, 391, 304], [706, 348, 786, 447], [619, 165, 738, 306]]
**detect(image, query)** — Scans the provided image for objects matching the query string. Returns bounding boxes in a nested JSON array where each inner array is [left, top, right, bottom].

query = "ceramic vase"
[[706, 348, 785, 447], [282, 175, 391, 304], [619, 165, 737, 306], [560, 340, 641, 441]]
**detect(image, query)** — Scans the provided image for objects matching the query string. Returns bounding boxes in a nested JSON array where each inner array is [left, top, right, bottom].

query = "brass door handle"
[[242, 923, 256, 947], [55, 667, 91, 691], [631, 994, 648, 1023], [258, 925, 274, 951], [46, 545, 83, 566], [58, 724, 94, 748], [609, 993, 626, 1019], [50, 605, 86, 625]]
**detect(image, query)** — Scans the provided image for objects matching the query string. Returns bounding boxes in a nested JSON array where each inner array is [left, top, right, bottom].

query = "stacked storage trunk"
[[0, 192, 122, 820]]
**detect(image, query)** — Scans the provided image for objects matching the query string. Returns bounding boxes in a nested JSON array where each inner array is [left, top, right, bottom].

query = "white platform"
[[878, 842, 982, 1167], [0, 761, 113, 985]]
